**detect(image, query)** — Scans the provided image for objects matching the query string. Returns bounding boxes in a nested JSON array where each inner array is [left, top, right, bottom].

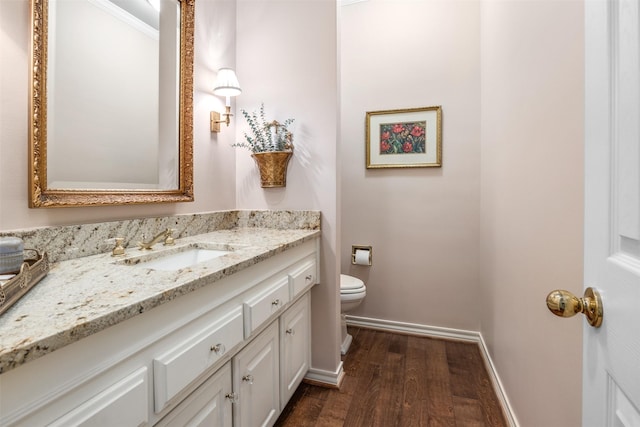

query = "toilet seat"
[[340, 274, 365, 294], [341, 287, 366, 295]]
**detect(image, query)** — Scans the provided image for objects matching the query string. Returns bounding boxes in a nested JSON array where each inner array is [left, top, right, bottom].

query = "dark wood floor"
[[275, 327, 507, 427]]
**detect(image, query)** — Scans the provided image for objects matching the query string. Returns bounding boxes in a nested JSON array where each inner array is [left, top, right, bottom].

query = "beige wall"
[[0, 0, 238, 230], [340, 0, 482, 331], [234, 0, 341, 375], [479, 1, 584, 426]]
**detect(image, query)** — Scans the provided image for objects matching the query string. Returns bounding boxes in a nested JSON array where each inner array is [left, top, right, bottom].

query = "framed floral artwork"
[[365, 106, 442, 168]]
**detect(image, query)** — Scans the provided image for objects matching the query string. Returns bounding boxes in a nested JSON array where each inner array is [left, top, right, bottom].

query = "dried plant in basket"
[[233, 103, 294, 153], [233, 104, 295, 188]]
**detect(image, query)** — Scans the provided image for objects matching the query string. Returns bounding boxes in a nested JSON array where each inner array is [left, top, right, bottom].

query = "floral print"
[[379, 121, 426, 155]]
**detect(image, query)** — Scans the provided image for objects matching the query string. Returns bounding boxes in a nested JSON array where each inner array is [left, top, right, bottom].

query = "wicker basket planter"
[[251, 151, 293, 188]]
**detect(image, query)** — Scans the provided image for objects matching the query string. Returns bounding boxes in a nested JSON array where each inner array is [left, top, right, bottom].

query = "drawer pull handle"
[[272, 299, 280, 307], [305, 274, 313, 281], [225, 392, 239, 403], [242, 374, 254, 385], [210, 343, 225, 354], [286, 328, 295, 336]]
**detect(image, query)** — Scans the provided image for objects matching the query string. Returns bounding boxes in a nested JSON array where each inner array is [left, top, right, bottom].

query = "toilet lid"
[[340, 274, 365, 291]]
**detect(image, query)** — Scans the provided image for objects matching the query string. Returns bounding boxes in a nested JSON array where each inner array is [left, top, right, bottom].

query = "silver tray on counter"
[[0, 250, 49, 315]]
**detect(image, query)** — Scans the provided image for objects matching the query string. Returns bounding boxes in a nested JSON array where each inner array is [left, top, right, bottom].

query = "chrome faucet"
[[138, 228, 175, 250]]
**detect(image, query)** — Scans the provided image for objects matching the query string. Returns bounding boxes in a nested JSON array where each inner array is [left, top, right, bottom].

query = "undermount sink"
[[119, 243, 238, 271]]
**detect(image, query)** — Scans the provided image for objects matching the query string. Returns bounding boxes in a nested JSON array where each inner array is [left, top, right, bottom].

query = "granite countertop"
[[0, 227, 320, 374]]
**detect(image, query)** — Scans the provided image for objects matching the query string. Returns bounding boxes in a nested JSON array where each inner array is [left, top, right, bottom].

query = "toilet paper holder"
[[351, 245, 372, 266]]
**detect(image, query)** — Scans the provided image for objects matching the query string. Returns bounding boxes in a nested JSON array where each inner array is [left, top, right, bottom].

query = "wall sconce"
[[211, 68, 242, 133]]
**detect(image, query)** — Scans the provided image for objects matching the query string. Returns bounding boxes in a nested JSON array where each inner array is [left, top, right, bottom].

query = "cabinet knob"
[[242, 374, 254, 385], [305, 274, 313, 282], [210, 343, 225, 354], [271, 299, 280, 307], [225, 392, 239, 403], [286, 328, 295, 336]]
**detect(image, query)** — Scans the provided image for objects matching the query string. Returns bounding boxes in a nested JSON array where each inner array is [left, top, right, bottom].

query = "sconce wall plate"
[[210, 111, 221, 133]]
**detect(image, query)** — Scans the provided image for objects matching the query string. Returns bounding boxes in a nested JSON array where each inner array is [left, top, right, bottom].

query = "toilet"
[[340, 274, 367, 355]]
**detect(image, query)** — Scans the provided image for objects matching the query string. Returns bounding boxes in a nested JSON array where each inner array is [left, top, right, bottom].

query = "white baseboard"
[[476, 333, 519, 427], [346, 315, 479, 342], [304, 361, 345, 389], [345, 315, 519, 427]]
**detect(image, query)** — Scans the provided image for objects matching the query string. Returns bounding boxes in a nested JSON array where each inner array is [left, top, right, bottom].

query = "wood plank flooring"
[[275, 327, 507, 427]]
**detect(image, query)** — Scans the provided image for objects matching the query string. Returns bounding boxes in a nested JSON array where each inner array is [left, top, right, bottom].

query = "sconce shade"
[[213, 68, 242, 97]]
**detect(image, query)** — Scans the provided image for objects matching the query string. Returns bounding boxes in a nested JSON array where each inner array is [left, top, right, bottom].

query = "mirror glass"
[[29, 0, 194, 207]]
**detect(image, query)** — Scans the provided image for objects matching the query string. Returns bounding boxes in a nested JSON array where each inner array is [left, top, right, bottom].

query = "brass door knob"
[[546, 287, 603, 328]]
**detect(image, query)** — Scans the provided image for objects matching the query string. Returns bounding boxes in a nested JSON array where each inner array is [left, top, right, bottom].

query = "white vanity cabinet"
[[155, 253, 317, 427], [0, 239, 318, 427], [163, 297, 311, 427]]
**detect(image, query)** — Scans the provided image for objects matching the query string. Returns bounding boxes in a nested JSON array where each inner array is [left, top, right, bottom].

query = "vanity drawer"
[[153, 306, 243, 412], [243, 277, 289, 338], [288, 258, 317, 298], [49, 367, 148, 427]]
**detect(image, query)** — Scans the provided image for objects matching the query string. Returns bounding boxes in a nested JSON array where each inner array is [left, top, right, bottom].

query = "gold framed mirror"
[[29, 0, 194, 208]]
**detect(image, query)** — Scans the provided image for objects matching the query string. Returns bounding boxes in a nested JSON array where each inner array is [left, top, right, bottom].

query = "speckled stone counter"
[[0, 210, 320, 374]]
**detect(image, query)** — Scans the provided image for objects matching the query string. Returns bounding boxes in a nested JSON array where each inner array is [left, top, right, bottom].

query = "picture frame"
[[366, 106, 442, 169]]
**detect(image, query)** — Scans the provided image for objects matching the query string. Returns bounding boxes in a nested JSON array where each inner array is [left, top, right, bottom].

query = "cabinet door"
[[157, 363, 232, 427], [279, 293, 310, 409], [233, 321, 279, 427]]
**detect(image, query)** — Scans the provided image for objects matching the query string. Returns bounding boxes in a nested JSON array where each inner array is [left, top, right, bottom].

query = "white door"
[[584, 0, 640, 425]]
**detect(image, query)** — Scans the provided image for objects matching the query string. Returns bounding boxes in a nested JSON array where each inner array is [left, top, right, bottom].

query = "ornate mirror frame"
[[28, 0, 194, 208]]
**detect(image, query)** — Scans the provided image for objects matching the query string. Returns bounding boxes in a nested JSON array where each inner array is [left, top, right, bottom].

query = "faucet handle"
[[137, 236, 146, 250], [164, 228, 176, 246], [111, 238, 126, 257]]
